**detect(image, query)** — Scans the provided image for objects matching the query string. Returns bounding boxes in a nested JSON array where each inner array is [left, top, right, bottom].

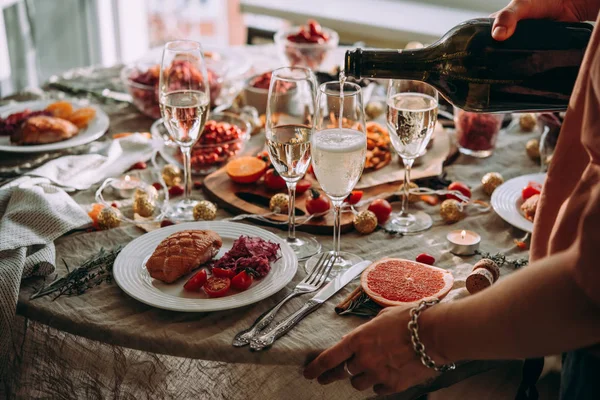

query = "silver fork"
[[232, 252, 336, 347]]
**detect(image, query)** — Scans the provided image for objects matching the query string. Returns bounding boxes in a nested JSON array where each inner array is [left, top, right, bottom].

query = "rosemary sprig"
[[475, 250, 529, 269], [336, 290, 381, 318], [31, 246, 123, 300]]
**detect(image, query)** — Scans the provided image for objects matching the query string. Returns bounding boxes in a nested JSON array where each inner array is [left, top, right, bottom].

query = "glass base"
[[283, 232, 322, 260], [168, 198, 199, 221], [457, 146, 493, 158], [384, 210, 432, 234], [304, 251, 363, 278]]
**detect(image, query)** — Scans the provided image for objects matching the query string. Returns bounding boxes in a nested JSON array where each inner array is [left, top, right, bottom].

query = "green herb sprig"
[[475, 250, 529, 269]]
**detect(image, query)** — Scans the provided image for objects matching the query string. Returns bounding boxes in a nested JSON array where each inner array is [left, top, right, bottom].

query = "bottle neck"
[[345, 48, 434, 80]]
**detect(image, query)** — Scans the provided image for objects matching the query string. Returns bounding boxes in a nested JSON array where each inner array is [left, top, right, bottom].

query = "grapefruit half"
[[361, 258, 454, 307]]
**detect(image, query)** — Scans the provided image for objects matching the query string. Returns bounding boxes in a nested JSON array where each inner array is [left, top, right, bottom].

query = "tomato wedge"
[[231, 270, 253, 291], [522, 181, 542, 201], [296, 179, 311, 195], [212, 267, 235, 278], [345, 190, 364, 205], [183, 269, 207, 292], [203, 277, 231, 298]]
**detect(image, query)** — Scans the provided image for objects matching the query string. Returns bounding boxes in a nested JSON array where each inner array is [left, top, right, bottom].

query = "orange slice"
[[45, 101, 74, 119], [226, 156, 267, 184]]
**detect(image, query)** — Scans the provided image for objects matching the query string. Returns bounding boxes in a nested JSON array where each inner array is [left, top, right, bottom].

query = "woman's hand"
[[492, 0, 600, 41], [303, 306, 444, 396]]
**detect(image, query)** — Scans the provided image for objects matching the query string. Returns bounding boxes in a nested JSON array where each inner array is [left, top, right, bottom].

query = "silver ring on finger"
[[344, 361, 355, 377]]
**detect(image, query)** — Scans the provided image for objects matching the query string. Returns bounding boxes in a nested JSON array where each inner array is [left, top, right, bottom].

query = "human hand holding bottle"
[[492, 0, 600, 40]]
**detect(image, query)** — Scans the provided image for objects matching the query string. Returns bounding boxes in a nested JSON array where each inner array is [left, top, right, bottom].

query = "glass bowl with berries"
[[242, 70, 296, 115], [454, 106, 505, 158], [274, 20, 339, 70], [121, 60, 223, 119]]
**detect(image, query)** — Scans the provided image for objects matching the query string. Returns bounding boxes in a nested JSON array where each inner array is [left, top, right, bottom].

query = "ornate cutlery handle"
[[249, 299, 321, 351], [232, 291, 300, 347]]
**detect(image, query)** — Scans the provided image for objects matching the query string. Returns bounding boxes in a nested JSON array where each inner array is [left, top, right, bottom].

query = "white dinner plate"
[[0, 100, 109, 153], [491, 173, 546, 233], [113, 221, 298, 312]]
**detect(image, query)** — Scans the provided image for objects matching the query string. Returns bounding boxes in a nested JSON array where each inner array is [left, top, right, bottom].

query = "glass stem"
[[332, 201, 342, 258], [400, 158, 414, 217], [181, 146, 193, 202], [286, 182, 297, 241]]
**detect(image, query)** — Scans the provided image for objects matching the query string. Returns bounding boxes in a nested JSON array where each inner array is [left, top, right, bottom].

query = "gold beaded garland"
[[162, 164, 182, 187], [400, 181, 420, 203], [269, 193, 289, 214], [440, 199, 465, 223], [526, 138, 540, 161], [97, 207, 120, 229], [481, 172, 504, 196], [193, 200, 217, 221], [133, 196, 155, 217], [353, 210, 378, 234], [519, 113, 537, 132]]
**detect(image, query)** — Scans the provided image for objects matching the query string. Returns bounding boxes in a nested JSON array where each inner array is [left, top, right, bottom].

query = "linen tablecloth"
[[2, 45, 541, 399]]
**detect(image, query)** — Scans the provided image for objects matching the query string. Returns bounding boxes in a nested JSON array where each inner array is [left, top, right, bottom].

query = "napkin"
[[25, 133, 154, 191], [0, 177, 91, 375]]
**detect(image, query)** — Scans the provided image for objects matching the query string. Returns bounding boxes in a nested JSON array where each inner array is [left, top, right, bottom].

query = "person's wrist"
[[417, 302, 453, 365]]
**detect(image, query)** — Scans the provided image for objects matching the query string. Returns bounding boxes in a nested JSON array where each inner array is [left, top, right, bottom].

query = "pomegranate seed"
[[152, 182, 162, 191], [193, 180, 203, 189], [129, 161, 147, 170], [168, 185, 184, 197], [416, 253, 435, 265], [111, 202, 118, 208], [160, 219, 175, 227]]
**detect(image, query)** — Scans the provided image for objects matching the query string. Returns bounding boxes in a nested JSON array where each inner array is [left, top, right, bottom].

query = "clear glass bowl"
[[274, 26, 339, 70], [454, 106, 504, 158]]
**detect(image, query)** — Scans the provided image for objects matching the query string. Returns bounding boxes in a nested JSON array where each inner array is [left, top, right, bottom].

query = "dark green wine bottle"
[[344, 18, 593, 113]]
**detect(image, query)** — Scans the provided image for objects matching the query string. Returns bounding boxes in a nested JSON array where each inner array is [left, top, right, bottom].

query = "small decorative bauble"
[[365, 101, 385, 120], [162, 164, 183, 187], [133, 196, 155, 218], [353, 210, 378, 234], [440, 199, 465, 224], [519, 113, 537, 132], [97, 207, 120, 229], [193, 200, 217, 221], [473, 258, 500, 282], [545, 154, 553, 167], [526, 138, 540, 161], [134, 186, 158, 202], [481, 172, 504, 196], [400, 181, 420, 203], [269, 193, 289, 214]]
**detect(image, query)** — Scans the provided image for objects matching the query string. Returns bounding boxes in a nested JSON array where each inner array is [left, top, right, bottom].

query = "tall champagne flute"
[[305, 81, 367, 275], [265, 67, 321, 260], [386, 80, 438, 233], [159, 40, 210, 220]]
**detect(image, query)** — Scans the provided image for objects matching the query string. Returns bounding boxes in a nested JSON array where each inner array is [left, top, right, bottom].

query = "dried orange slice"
[[87, 203, 105, 228], [45, 101, 74, 119], [226, 156, 267, 184], [66, 107, 96, 129]]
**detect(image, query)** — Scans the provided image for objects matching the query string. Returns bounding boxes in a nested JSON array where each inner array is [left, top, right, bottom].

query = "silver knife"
[[249, 260, 372, 351]]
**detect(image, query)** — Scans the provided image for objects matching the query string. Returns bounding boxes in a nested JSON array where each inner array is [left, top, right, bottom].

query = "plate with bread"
[[0, 100, 109, 153], [491, 173, 546, 233], [113, 221, 298, 312]]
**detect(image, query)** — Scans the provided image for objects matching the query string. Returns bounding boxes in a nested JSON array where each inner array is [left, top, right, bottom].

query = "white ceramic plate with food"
[[0, 100, 109, 153], [113, 221, 298, 312], [491, 173, 546, 233]]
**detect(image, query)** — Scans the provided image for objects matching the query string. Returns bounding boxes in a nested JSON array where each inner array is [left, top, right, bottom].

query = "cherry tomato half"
[[203, 277, 231, 298], [305, 189, 331, 215], [296, 179, 311, 195], [368, 199, 393, 224], [212, 267, 236, 279], [231, 270, 253, 291], [183, 269, 207, 292], [447, 182, 472, 202], [522, 181, 542, 201], [416, 253, 436, 265], [264, 169, 287, 190], [345, 190, 364, 205]]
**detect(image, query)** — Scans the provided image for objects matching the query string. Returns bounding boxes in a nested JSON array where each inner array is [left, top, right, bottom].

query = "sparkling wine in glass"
[[386, 80, 438, 233], [265, 67, 321, 260], [159, 40, 210, 220], [305, 80, 367, 276]]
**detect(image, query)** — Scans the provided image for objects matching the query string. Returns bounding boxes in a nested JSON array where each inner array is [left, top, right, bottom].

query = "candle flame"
[[124, 175, 131, 182], [461, 230, 466, 239]]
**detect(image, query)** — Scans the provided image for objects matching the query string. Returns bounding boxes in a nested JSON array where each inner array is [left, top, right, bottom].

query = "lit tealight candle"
[[447, 229, 481, 255], [110, 175, 142, 198]]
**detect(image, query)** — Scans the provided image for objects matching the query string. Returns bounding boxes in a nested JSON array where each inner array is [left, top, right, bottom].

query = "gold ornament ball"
[[134, 186, 158, 202], [193, 200, 217, 221], [269, 193, 289, 214], [162, 164, 183, 187], [353, 210, 378, 234], [400, 181, 420, 203], [440, 199, 465, 224], [97, 207, 121, 229], [526, 138, 540, 161], [545, 154, 553, 167], [365, 102, 385, 120], [481, 172, 504, 196], [519, 113, 537, 132], [133, 196, 155, 217]]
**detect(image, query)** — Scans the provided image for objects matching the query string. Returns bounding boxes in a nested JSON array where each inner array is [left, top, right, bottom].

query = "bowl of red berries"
[[242, 70, 296, 114], [454, 106, 505, 158], [274, 20, 339, 70]]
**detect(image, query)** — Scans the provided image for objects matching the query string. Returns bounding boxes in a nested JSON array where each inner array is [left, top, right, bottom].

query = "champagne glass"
[[159, 40, 210, 220], [385, 80, 438, 233], [265, 67, 321, 260], [305, 81, 367, 275]]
